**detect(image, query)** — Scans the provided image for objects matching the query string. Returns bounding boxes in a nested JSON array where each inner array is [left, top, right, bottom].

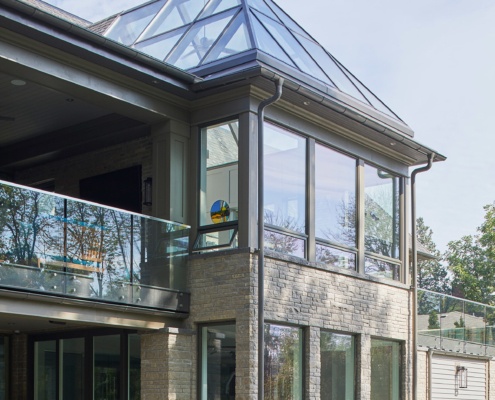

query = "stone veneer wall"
[[177, 249, 414, 400]]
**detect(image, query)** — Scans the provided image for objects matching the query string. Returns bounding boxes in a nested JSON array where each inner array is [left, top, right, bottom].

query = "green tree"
[[428, 310, 440, 329], [446, 203, 495, 304], [416, 217, 451, 293]]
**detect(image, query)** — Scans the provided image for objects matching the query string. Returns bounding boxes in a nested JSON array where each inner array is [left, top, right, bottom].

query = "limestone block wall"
[[184, 249, 413, 400]]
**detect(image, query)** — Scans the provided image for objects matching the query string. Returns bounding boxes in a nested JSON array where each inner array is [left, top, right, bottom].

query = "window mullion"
[[307, 138, 315, 262], [357, 160, 365, 274]]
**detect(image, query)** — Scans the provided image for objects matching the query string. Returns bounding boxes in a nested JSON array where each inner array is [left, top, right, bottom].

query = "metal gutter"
[[192, 64, 446, 165], [257, 76, 284, 400], [0, 0, 200, 85], [411, 153, 435, 400]]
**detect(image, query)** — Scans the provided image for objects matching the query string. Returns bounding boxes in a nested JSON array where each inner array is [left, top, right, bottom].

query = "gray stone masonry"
[[184, 249, 413, 400]]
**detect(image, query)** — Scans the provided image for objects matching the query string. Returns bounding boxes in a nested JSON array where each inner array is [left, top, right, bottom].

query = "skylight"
[[101, 0, 400, 121]]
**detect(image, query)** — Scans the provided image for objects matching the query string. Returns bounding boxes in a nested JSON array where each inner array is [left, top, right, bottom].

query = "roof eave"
[[0, 0, 200, 90]]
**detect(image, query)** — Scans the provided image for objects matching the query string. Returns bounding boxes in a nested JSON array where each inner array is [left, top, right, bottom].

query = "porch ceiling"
[[0, 68, 149, 172]]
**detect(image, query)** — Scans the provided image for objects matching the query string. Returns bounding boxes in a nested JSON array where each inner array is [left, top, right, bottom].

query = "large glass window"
[[315, 144, 357, 270], [364, 165, 401, 279], [320, 332, 355, 400], [200, 120, 239, 227], [62, 338, 85, 400], [94, 335, 121, 400], [0, 337, 7, 400], [370, 339, 401, 400], [34, 341, 56, 400], [200, 323, 236, 400], [264, 324, 302, 400], [196, 120, 239, 252], [264, 123, 306, 257], [33, 332, 138, 400]]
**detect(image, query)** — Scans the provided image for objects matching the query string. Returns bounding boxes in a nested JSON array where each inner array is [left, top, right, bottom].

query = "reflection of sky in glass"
[[264, 123, 306, 233], [315, 144, 356, 247]]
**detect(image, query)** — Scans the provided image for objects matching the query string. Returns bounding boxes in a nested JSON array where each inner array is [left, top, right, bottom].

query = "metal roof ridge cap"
[[1, 0, 202, 84]]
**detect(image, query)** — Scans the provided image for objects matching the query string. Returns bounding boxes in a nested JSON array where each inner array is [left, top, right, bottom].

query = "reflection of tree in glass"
[[318, 197, 356, 248], [0, 186, 53, 265], [264, 211, 303, 256], [264, 325, 299, 400]]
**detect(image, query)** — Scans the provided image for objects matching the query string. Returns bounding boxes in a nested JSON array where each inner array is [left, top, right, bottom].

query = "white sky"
[[44, 0, 495, 252]]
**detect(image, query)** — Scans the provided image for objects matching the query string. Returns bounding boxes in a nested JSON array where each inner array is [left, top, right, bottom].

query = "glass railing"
[[0, 180, 190, 312], [418, 289, 495, 356]]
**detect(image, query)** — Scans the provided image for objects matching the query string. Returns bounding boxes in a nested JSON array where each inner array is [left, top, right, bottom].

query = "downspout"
[[257, 77, 284, 400], [411, 153, 435, 400]]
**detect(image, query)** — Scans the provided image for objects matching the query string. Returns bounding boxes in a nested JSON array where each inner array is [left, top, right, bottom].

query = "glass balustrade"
[[0, 180, 189, 312], [418, 289, 495, 356]]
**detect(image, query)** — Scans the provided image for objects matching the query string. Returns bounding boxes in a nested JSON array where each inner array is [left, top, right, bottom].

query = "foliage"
[[416, 217, 451, 294], [445, 203, 495, 304], [428, 310, 440, 329]]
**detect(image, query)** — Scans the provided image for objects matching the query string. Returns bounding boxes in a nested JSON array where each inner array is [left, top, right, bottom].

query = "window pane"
[[320, 332, 355, 400], [365, 257, 400, 280], [129, 334, 141, 400], [201, 324, 236, 400], [371, 339, 401, 400], [200, 120, 239, 227], [264, 324, 302, 400], [264, 123, 306, 235], [0, 337, 6, 400], [106, 1, 166, 45], [316, 244, 356, 270], [61, 338, 85, 400], [34, 341, 57, 400], [194, 228, 238, 251], [364, 165, 400, 259], [264, 229, 305, 258], [141, 0, 206, 39], [166, 9, 236, 69], [315, 144, 356, 247], [94, 335, 121, 400]]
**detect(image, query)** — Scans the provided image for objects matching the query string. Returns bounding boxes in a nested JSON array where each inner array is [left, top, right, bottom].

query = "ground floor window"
[[370, 339, 401, 400], [264, 324, 303, 400], [0, 337, 8, 400], [320, 331, 355, 400], [32, 331, 139, 400], [200, 323, 236, 400]]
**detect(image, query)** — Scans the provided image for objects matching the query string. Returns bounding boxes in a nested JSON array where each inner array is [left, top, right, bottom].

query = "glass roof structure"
[[100, 0, 401, 121]]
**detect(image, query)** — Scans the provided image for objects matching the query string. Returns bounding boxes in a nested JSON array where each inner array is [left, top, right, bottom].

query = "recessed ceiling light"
[[303, 101, 310, 106], [11, 79, 26, 86], [390, 142, 396, 146]]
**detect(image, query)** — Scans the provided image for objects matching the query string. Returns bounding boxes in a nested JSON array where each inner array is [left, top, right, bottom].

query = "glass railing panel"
[[464, 302, 486, 354], [137, 216, 189, 291], [417, 291, 442, 348], [0, 180, 190, 310], [438, 295, 464, 352], [418, 289, 495, 355]]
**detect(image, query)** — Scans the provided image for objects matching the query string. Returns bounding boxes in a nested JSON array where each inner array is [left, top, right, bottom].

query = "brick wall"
[[141, 329, 195, 400]]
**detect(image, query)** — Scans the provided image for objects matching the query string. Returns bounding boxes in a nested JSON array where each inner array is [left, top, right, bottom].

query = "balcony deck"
[[0, 180, 190, 314]]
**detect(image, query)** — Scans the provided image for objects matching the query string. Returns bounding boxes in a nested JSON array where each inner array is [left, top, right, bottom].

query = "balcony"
[[418, 289, 495, 356], [0, 180, 190, 313]]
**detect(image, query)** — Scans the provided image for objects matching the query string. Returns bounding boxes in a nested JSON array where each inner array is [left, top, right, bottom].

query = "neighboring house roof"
[[409, 234, 438, 261], [417, 311, 486, 332]]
